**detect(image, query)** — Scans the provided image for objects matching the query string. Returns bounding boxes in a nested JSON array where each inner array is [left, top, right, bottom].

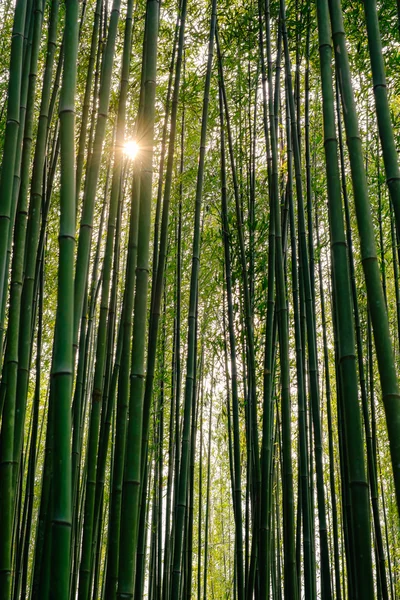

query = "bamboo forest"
[[2, 0, 400, 596]]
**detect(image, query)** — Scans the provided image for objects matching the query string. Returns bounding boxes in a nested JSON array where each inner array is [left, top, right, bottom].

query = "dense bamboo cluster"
[[0, 0, 399, 597]]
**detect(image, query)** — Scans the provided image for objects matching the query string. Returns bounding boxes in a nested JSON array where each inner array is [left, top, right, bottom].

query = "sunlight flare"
[[123, 139, 139, 160]]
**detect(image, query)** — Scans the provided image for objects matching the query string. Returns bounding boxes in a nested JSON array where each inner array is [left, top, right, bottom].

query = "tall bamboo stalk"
[[49, 0, 79, 594], [170, 0, 217, 596], [117, 0, 160, 595], [329, 0, 400, 515]]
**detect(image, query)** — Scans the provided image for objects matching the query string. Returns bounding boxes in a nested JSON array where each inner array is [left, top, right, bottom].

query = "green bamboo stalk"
[[183, 307, 200, 600], [363, 0, 400, 236], [13, 272, 44, 598], [282, 6, 337, 599], [0, 0, 43, 593], [333, 74, 359, 597], [0, 0, 28, 338], [0, 7, 33, 362], [78, 1, 134, 594], [161, 106, 184, 600], [69, 36, 106, 554], [197, 381, 204, 600], [285, 88, 314, 599], [13, 0, 60, 478], [340, 94, 389, 598], [117, 0, 160, 594], [3, 0, 44, 483], [274, 417, 283, 600], [156, 301, 166, 600], [258, 1, 277, 593], [219, 78, 244, 600], [170, 0, 217, 595], [329, 0, 400, 515], [91, 194, 125, 566], [70, 184, 107, 596], [75, 0, 103, 202], [217, 31, 259, 531], [148, 435, 158, 600], [315, 216, 342, 600], [203, 385, 213, 600], [17, 260, 43, 600], [169, 98, 184, 600], [378, 454, 396, 600], [150, 3, 181, 299], [104, 166, 140, 600], [376, 147, 388, 306], [31, 390, 53, 598], [49, 0, 79, 594], [139, 0, 187, 549], [304, 11, 314, 312], [73, 0, 121, 356], [71, 173, 108, 540], [390, 202, 400, 347], [316, 0, 375, 595], [270, 6, 298, 597]]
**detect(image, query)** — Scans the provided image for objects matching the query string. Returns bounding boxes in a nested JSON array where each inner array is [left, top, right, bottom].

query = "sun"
[[123, 140, 139, 160]]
